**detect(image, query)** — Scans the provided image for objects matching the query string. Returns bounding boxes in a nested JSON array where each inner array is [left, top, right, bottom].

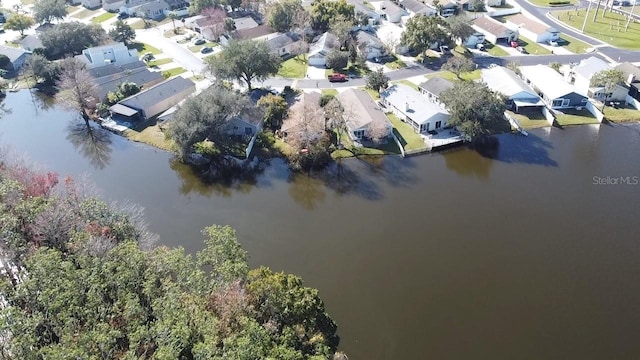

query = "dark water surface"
[[2, 91, 640, 359]]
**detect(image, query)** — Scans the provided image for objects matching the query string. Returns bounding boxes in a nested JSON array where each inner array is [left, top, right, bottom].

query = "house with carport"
[[472, 16, 518, 44], [381, 84, 450, 133], [504, 13, 559, 44], [338, 89, 393, 141], [568, 56, 627, 103], [520, 65, 588, 109], [481, 66, 544, 112]]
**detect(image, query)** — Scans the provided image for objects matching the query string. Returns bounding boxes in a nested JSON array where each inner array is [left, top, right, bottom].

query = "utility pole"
[[582, 0, 593, 33], [625, 2, 636, 31], [593, 0, 602, 21]]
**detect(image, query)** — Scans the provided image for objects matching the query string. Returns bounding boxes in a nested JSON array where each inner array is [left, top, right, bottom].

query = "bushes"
[[548, 1, 570, 5]]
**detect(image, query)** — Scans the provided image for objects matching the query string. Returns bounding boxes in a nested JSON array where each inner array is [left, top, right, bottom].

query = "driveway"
[[134, 28, 206, 74], [306, 65, 327, 80]]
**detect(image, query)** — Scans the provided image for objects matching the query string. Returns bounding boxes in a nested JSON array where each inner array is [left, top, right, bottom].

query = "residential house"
[[90, 61, 165, 99], [103, 0, 125, 11], [221, 24, 274, 44], [124, 0, 170, 20], [165, 0, 189, 10], [338, 89, 393, 141], [378, 0, 406, 23], [109, 76, 196, 121], [487, 0, 506, 6], [265, 32, 302, 56], [399, 0, 436, 17], [472, 16, 518, 44], [347, 0, 382, 24], [615, 62, 640, 105], [481, 66, 544, 112], [76, 43, 139, 69], [281, 92, 325, 142], [381, 84, 450, 133], [355, 30, 386, 60], [308, 32, 338, 67], [81, 0, 102, 9], [520, 65, 588, 109], [224, 107, 265, 136], [459, 32, 485, 48], [504, 13, 559, 44], [418, 77, 454, 106], [233, 16, 259, 31], [18, 35, 43, 52], [569, 56, 627, 102], [423, 0, 458, 17], [187, 15, 227, 41], [0, 46, 31, 74]]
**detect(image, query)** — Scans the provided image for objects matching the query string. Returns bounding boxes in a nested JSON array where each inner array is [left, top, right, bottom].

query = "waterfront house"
[[615, 62, 640, 107], [418, 77, 454, 106], [281, 92, 324, 142], [308, 32, 338, 67], [481, 66, 544, 112], [520, 65, 587, 109], [472, 16, 518, 44], [381, 84, 450, 133], [91, 61, 164, 100], [223, 107, 264, 136], [504, 13, 559, 44], [0, 46, 31, 74], [76, 43, 139, 69], [569, 57, 627, 102], [337, 89, 392, 141]]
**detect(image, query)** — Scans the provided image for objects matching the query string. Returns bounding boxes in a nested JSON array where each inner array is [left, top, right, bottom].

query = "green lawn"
[[146, 58, 173, 67], [485, 42, 510, 56], [277, 55, 308, 78], [360, 87, 380, 100], [130, 42, 162, 55], [452, 45, 472, 58], [325, 61, 368, 77], [91, 12, 116, 23], [506, 110, 550, 129], [162, 67, 187, 78], [552, 8, 640, 49], [126, 124, 176, 152], [603, 105, 640, 122], [321, 89, 338, 97], [426, 70, 481, 81], [392, 80, 419, 91], [70, 7, 99, 19], [559, 34, 591, 54], [66, 5, 81, 14], [387, 113, 427, 151], [384, 56, 407, 70], [188, 42, 219, 53], [164, 28, 186, 38], [129, 19, 149, 30], [555, 109, 599, 126], [517, 36, 552, 55]]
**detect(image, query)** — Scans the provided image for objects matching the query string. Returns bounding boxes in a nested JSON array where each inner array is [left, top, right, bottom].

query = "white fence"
[[486, 6, 521, 17], [585, 101, 604, 123], [541, 106, 556, 125], [245, 132, 260, 159], [627, 94, 640, 110]]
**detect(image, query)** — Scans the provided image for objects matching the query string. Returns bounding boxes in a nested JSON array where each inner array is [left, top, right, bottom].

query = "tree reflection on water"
[[66, 120, 113, 170]]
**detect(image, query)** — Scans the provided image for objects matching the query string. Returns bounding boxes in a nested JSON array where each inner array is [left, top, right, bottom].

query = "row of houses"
[[70, 0, 188, 17], [469, 14, 560, 46], [350, 0, 506, 24]]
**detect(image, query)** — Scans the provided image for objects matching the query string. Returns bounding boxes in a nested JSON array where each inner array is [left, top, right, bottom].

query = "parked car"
[[510, 40, 519, 48], [0, 13, 6, 23], [192, 38, 206, 45], [476, 43, 486, 51], [548, 39, 559, 46], [200, 46, 213, 54], [516, 46, 527, 54], [327, 73, 347, 82], [117, 12, 129, 19]]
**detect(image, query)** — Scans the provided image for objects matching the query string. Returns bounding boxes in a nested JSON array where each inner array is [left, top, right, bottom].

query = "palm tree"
[[169, 13, 179, 34]]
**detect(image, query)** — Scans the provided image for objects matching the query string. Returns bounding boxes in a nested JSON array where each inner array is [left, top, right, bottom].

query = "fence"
[[541, 106, 556, 125], [391, 131, 405, 157], [627, 94, 640, 110], [584, 101, 605, 123], [245, 132, 260, 159]]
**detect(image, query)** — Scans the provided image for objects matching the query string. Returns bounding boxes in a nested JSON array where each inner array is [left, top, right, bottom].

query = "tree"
[[433, 0, 443, 15], [549, 62, 561, 73], [105, 81, 140, 104], [190, 0, 220, 14], [401, 15, 450, 59], [267, 0, 303, 33], [366, 68, 389, 92], [206, 40, 281, 91], [33, 0, 67, 24], [56, 58, 99, 124], [324, 97, 346, 145], [108, 20, 136, 46], [442, 56, 474, 79], [3, 13, 35, 36], [367, 118, 389, 143], [440, 81, 507, 141], [326, 50, 348, 70], [168, 12, 180, 34], [590, 69, 625, 98], [257, 93, 288, 129], [310, 0, 354, 32], [470, 0, 485, 12], [284, 95, 331, 169], [330, 15, 354, 50], [0, 54, 11, 72], [22, 53, 60, 85], [41, 22, 107, 59], [446, 15, 474, 43]]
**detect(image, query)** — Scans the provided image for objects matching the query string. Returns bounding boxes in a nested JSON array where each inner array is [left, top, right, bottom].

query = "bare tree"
[[324, 98, 346, 145], [381, 33, 399, 55], [56, 58, 99, 125], [367, 119, 389, 143], [284, 94, 326, 152]]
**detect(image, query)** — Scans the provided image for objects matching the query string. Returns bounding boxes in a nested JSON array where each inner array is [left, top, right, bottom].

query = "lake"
[[1, 90, 640, 359]]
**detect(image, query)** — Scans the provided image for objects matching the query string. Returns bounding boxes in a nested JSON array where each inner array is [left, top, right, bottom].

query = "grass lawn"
[[190, 74, 206, 81], [66, 5, 81, 14], [164, 28, 186, 38], [129, 19, 149, 30], [393, 80, 419, 91], [321, 89, 338, 96], [506, 110, 550, 129], [552, 8, 640, 49], [452, 45, 472, 58], [485, 43, 510, 56], [426, 70, 481, 81], [70, 7, 99, 19], [555, 109, 599, 126], [162, 67, 187, 78], [325, 61, 369, 77], [360, 87, 380, 100], [603, 105, 640, 122], [384, 55, 407, 70], [126, 124, 176, 152], [277, 55, 308, 78], [91, 12, 116, 23], [130, 42, 162, 55], [517, 36, 552, 55], [146, 58, 173, 67], [387, 112, 427, 151], [188, 42, 218, 52], [559, 34, 592, 54]]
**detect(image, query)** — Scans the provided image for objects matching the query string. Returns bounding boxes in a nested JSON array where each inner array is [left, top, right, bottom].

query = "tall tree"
[[442, 56, 475, 79], [366, 67, 389, 92], [590, 68, 624, 106], [206, 39, 282, 91], [41, 22, 107, 59], [22, 53, 60, 85], [325, 50, 348, 70], [401, 15, 450, 59], [3, 13, 35, 36], [108, 20, 136, 46], [267, 0, 303, 33], [446, 15, 474, 43], [168, 12, 180, 34], [330, 15, 354, 50], [310, 0, 354, 32], [257, 93, 288, 129], [56, 58, 99, 124], [440, 81, 507, 141], [33, 0, 67, 24], [190, 0, 220, 14]]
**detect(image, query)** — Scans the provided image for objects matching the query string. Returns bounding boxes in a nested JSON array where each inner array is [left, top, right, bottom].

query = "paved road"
[[134, 28, 207, 74]]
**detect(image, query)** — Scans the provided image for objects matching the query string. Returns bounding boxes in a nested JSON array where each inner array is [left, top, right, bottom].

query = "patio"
[[422, 129, 464, 149]]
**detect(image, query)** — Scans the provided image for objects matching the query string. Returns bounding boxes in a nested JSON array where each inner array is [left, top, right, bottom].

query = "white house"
[[399, 0, 436, 17], [308, 33, 338, 67], [418, 77, 454, 106], [76, 43, 139, 69], [338, 89, 393, 141], [472, 16, 518, 44], [103, 0, 125, 11], [520, 65, 588, 109], [481, 66, 544, 112], [378, 0, 406, 23], [355, 30, 386, 60], [459, 32, 485, 48], [569, 56, 628, 102], [504, 13, 559, 44], [381, 84, 450, 133], [265, 33, 302, 57]]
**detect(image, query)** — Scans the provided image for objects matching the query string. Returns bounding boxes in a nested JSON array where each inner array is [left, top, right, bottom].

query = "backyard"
[[386, 113, 427, 151], [506, 110, 550, 129], [277, 55, 308, 78], [551, 9, 640, 49], [603, 105, 640, 122], [555, 109, 599, 126]]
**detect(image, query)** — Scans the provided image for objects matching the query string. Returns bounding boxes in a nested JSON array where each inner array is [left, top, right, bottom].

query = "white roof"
[[520, 65, 578, 100], [572, 56, 610, 81], [309, 32, 337, 57], [481, 66, 540, 100], [381, 84, 449, 125]]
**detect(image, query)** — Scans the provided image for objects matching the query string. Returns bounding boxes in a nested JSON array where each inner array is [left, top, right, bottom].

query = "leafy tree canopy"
[[401, 15, 450, 57], [310, 0, 354, 32], [366, 67, 389, 92], [267, 0, 304, 33], [33, 0, 67, 24], [590, 68, 625, 93], [41, 22, 107, 60], [3, 13, 35, 36], [108, 20, 136, 46]]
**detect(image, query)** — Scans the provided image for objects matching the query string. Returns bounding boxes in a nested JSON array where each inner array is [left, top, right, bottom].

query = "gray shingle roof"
[[381, 84, 449, 125], [119, 77, 195, 115], [616, 62, 640, 83], [0, 46, 29, 63], [88, 61, 147, 78], [338, 88, 390, 130], [95, 67, 164, 99], [19, 35, 43, 51], [419, 77, 454, 97]]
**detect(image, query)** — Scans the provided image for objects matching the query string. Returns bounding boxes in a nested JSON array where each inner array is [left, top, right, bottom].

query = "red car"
[[510, 40, 519, 48], [328, 73, 347, 82]]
